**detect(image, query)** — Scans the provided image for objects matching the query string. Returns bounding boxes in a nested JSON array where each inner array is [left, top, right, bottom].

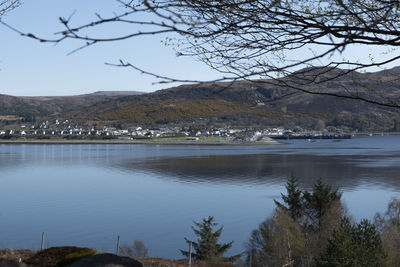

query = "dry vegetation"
[[0, 249, 35, 262], [140, 258, 235, 267]]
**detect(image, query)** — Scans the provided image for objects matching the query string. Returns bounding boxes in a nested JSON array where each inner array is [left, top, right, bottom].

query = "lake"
[[0, 135, 399, 258]]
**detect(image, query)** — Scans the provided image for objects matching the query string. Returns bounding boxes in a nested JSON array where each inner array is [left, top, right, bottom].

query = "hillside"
[[2, 67, 400, 131], [0, 91, 145, 119], [59, 67, 400, 131]]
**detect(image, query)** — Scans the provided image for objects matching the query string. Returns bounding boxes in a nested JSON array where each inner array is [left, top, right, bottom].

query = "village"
[[0, 119, 350, 141]]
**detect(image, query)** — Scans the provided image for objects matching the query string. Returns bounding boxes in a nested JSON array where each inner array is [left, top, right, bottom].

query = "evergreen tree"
[[181, 216, 233, 262], [318, 217, 356, 266], [303, 178, 342, 229], [319, 218, 386, 267], [274, 175, 303, 221], [354, 219, 386, 266]]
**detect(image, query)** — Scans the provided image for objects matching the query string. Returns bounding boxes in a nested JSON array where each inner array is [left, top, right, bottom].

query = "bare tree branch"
[[0, 0, 20, 18], [5, 0, 400, 107]]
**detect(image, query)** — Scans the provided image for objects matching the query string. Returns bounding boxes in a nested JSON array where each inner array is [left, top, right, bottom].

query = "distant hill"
[[86, 91, 144, 96], [2, 68, 400, 131], [0, 91, 146, 119], [58, 67, 400, 131]]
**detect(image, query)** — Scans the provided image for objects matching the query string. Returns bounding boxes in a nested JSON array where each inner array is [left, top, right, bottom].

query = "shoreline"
[[0, 138, 283, 146], [1, 134, 397, 145]]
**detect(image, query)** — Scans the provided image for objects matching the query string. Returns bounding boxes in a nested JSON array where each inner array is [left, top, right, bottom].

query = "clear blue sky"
[[0, 0, 220, 96], [1, 1, 399, 96]]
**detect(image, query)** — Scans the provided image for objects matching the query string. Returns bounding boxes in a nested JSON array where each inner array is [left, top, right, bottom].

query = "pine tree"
[[319, 218, 386, 267], [181, 216, 233, 262], [274, 175, 303, 221], [318, 217, 356, 266], [303, 178, 342, 229], [354, 219, 386, 266]]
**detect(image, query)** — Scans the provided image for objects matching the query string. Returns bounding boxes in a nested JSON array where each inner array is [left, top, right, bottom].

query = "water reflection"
[[126, 153, 400, 191], [0, 137, 399, 258]]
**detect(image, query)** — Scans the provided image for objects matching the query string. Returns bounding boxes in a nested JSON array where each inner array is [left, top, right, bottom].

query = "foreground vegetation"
[[179, 177, 399, 267], [243, 176, 400, 266], [0, 247, 236, 267], [0, 177, 399, 266]]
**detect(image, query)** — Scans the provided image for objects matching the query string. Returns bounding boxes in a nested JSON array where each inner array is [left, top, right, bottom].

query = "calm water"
[[0, 135, 399, 258]]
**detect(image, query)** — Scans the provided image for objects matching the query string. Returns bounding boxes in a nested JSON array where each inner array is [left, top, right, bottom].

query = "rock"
[[70, 253, 143, 267], [24, 246, 96, 266]]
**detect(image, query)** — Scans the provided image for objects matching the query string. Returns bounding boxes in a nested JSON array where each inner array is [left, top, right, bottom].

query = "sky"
[[0, 0, 220, 96], [1, 0, 399, 96]]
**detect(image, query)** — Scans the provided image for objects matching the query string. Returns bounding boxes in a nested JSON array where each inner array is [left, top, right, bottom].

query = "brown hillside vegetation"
[[58, 67, 400, 130], [2, 67, 400, 131]]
